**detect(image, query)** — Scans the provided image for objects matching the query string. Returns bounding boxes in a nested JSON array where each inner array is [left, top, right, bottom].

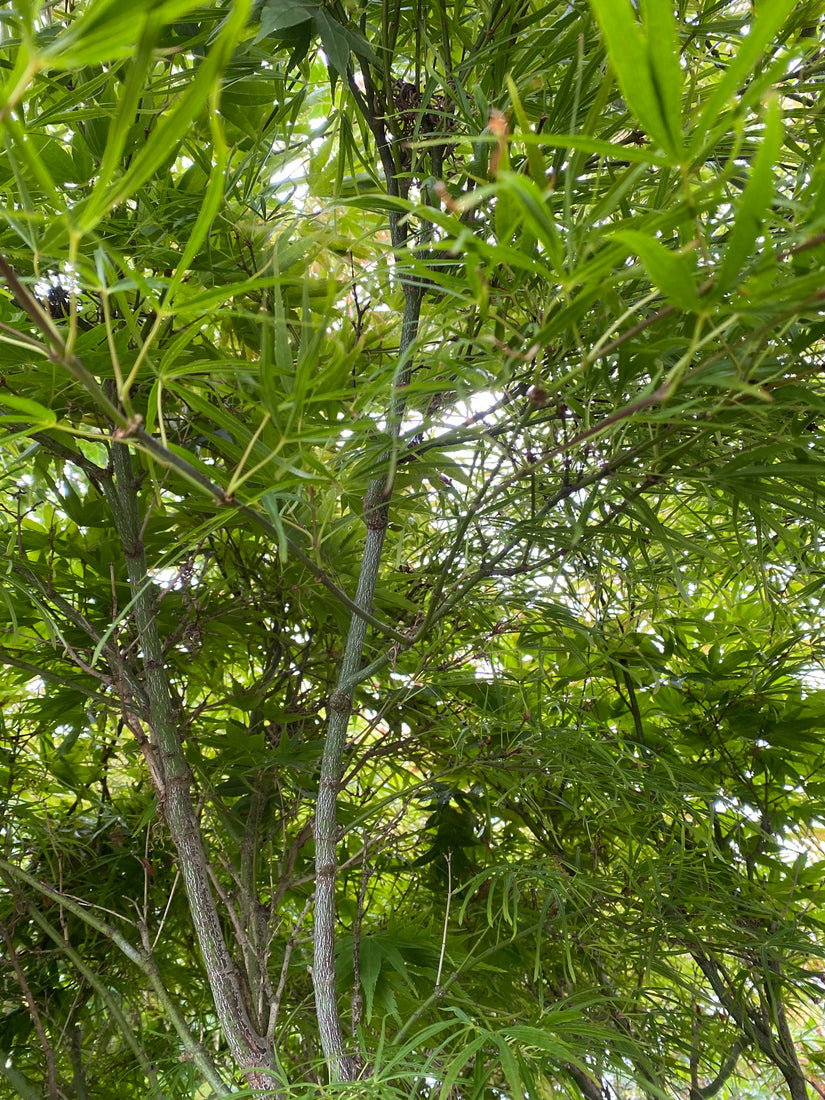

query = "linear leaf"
[[716, 96, 782, 295], [506, 76, 548, 187], [490, 1034, 525, 1100], [614, 229, 699, 310], [78, 0, 250, 229], [0, 393, 57, 428], [690, 0, 796, 152], [641, 0, 683, 158], [40, 0, 207, 67], [588, 0, 677, 159]]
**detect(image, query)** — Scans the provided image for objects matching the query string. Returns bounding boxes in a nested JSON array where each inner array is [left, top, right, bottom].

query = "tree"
[[1, 0, 825, 1096]]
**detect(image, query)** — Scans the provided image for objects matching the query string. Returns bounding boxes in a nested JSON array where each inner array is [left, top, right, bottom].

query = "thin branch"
[[691, 1040, 744, 1100], [1, 923, 59, 1100], [351, 844, 373, 1032], [0, 253, 128, 427], [151, 871, 180, 953], [0, 651, 113, 708], [0, 857, 229, 1095], [269, 895, 314, 1042], [312, 275, 423, 1081], [563, 1062, 608, 1100], [435, 850, 452, 989], [103, 441, 280, 1089]]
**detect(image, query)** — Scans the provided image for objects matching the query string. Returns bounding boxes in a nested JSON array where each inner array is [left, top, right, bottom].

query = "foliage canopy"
[[1, 0, 825, 1097]]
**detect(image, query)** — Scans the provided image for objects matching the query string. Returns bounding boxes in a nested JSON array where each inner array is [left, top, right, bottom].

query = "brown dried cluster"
[[390, 80, 455, 141]]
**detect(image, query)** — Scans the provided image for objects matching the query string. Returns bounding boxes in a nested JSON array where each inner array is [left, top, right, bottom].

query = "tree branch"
[[0, 857, 229, 1095]]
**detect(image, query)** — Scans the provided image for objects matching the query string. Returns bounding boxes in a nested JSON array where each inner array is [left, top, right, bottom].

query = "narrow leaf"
[[491, 1035, 525, 1100], [262, 492, 289, 564], [691, 0, 796, 149], [0, 394, 57, 425], [438, 1034, 486, 1100], [641, 0, 683, 158], [165, 90, 229, 304], [313, 9, 350, 78], [506, 76, 548, 187], [78, 0, 250, 230], [588, 0, 676, 158], [716, 96, 782, 295], [614, 229, 699, 310], [41, 0, 207, 67]]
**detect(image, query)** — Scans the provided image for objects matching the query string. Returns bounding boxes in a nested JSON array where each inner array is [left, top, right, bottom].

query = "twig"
[[435, 850, 452, 988], [351, 844, 373, 1031], [1, 923, 59, 1100], [151, 871, 180, 953], [269, 894, 314, 1042]]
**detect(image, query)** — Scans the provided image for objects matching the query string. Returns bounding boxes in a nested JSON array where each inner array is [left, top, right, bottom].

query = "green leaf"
[[503, 1024, 578, 1062], [358, 938, 382, 1022], [641, 0, 683, 157], [261, 492, 289, 564], [496, 172, 563, 271], [490, 1034, 525, 1100], [0, 394, 57, 425], [257, 0, 319, 36], [78, 0, 251, 229], [614, 229, 699, 310], [438, 1033, 486, 1100], [40, 0, 208, 67], [84, 24, 159, 210], [313, 9, 378, 78], [0, 394, 57, 444], [588, 0, 680, 159], [690, 0, 797, 151], [716, 96, 782, 295], [506, 76, 548, 188]]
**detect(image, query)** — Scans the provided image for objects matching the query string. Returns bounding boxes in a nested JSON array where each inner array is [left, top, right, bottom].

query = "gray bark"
[[105, 442, 282, 1094], [312, 267, 423, 1079]]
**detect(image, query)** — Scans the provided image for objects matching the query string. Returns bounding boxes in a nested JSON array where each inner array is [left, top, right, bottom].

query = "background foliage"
[[1, 0, 825, 1097]]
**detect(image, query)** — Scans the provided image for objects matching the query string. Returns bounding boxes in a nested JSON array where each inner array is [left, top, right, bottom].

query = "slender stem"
[[351, 845, 372, 1032], [270, 895, 314, 1042], [1, 923, 58, 1099], [435, 850, 452, 988], [0, 254, 128, 427]]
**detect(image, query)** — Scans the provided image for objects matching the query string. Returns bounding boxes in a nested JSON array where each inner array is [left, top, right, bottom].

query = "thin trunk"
[[105, 442, 281, 1094], [693, 948, 809, 1100], [563, 1063, 606, 1100], [690, 1040, 743, 1100], [312, 251, 423, 1077]]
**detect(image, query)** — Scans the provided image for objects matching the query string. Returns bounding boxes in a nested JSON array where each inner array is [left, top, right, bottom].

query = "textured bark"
[[312, 255, 423, 1078], [105, 443, 282, 1094], [692, 948, 810, 1100], [689, 1041, 743, 1100], [563, 1063, 606, 1100]]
